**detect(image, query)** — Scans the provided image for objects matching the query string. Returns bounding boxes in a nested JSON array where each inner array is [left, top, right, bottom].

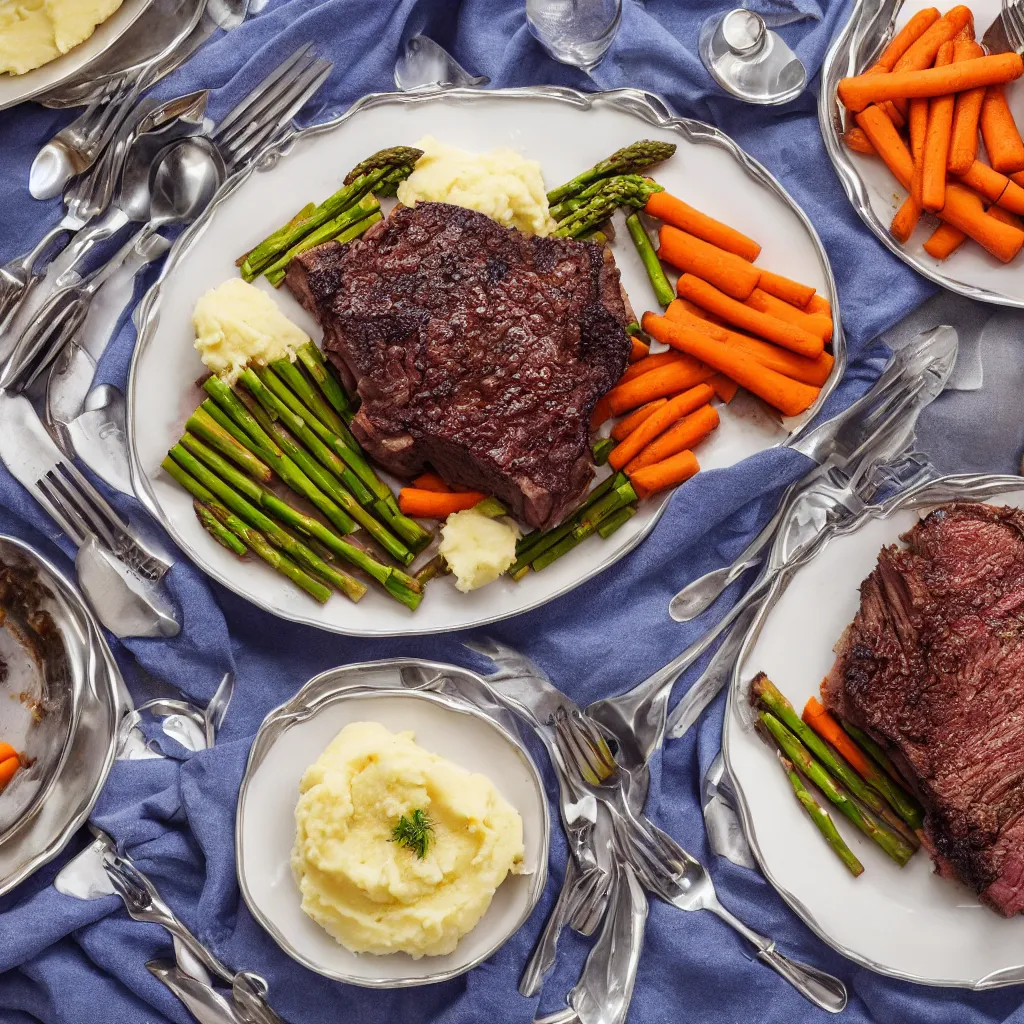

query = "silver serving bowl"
[[0, 536, 124, 897]]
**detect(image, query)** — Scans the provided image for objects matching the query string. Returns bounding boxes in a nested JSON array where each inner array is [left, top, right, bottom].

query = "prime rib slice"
[[285, 201, 630, 529], [823, 502, 1024, 915]]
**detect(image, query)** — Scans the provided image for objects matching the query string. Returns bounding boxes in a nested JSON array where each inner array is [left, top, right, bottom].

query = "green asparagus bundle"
[[625, 212, 674, 307], [552, 177, 665, 239], [759, 711, 916, 867], [194, 500, 247, 557], [839, 720, 924, 830], [546, 140, 677, 206], [549, 175, 662, 222], [296, 341, 353, 423]]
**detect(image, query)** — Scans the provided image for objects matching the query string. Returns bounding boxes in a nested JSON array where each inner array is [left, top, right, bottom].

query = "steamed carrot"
[[673, 296, 726, 325], [611, 398, 667, 441], [920, 41, 956, 213], [956, 160, 1024, 213], [881, 100, 907, 129], [988, 204, 1024, 231], [0, 742, 16, 762], [923, 221, 967, 259], [980, 84, 1024, 174], [398, 488, 487, 518], [658, 226, 761, 300], [803, 293, 831, 317], [744, 287, 833, 342], [875, 8, 941, 71], [892, 5, 974, 73], [676, 274, 824, 358], [590, 395, 614, 430], [628, 449, 700, 500], [0, 756, 19, 791], [756, 270, 816, 308], [947, 41, 986, 174], [411, 471, 452, 493], [838, 52, 1023, 112], [908, 97, 929, 205], [666, 300, 834, 386], [606, 356, 714, 416], [644, 191, 761, 261], [709, 373, 739, 402], [891, 195, 922, 242], [629, 336, 649, 362], [608, 383, 715, 471], [855, 106, 914, 188], [642, 313, 820, 417], [941, 182, 1024, 262], [802, 698, 876, 779], [618, 350, 691, 385], [843, 127, 877, 155], [625, 404, 720, 473]]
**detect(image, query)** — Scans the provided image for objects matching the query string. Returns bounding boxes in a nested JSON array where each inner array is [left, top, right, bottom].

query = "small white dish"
[[235, 660, 550, 987]]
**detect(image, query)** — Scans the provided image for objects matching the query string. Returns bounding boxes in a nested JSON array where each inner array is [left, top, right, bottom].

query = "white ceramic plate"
[[129, 86, 843, 636], [0, 0, 152, 111], [820, 0, 1024, 305], [235, 660, 549, 987], [724, 485, 1024, 987]]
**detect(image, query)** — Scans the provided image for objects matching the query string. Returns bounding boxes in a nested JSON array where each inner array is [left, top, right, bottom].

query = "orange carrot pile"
[[0, 742, 20, 793], [398, 489, 486, 518], [837, 4, 1024, 264]]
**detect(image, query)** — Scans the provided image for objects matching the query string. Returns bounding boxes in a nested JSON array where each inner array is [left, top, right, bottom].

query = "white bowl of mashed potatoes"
[[236, 659, 550, 987]]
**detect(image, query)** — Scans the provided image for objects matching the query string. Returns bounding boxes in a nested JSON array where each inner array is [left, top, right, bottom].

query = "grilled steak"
[[823, 502, 1024, 915], [286, 201, 630, 529]]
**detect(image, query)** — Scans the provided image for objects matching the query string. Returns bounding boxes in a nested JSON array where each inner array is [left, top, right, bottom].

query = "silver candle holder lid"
[[699, 9, 807, 105]]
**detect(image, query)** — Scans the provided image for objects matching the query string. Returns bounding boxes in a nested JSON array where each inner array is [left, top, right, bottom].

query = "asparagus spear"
[[533, 485, 636, 571], [194, 500, 247, 556], [270, 357, 348, 436], [597, 504, 637, 539], [177, 433, 423, 604], [553, 178, 664, 239], [840, 720, 924, 829], [549, 174, 661, 221], [296, 341, 353, 422], [236, 201, 316, 268], [773, 747, 864, 878], [414, 553, 447, 585], [343, 146, 423, 185], [625, 212, 674, 307], [203, 381, 359, 537], [186, 407, 273, 483], [592, 437, 615, 466], [753, 674, 920, 834], [759, 711, 915, 867], [164, 456, 336, 603], [546, 140, 678, 205], [169, 443, 368, 601]]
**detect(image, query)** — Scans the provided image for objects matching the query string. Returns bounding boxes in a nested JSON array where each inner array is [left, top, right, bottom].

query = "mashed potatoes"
[[439, 509, 519, 592], [397, 136, 556, 237], [292, 721, 525, 957], [193, 278, 310, 383], [0, 0, 122, 76]]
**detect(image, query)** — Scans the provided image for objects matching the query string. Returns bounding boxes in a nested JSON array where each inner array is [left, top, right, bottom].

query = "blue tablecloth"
[[6, 2, 1017, 1022]]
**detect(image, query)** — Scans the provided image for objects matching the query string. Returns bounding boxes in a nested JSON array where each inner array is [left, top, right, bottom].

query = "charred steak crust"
[[823, 502, 1024, 915], [285, 202, 630, 529]]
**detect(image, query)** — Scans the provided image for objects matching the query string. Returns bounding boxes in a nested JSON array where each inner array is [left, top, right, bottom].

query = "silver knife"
[[982, 10, 1022, 55], [147, 961, 248, 1024]]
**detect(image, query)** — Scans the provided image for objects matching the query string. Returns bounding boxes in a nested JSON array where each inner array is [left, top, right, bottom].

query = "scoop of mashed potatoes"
[[439, 508, 519, 592], [193, 278, 310, 383], [0, 0, 123, 76], [397, 136, 556, 236], [292, 721, 525, 957]]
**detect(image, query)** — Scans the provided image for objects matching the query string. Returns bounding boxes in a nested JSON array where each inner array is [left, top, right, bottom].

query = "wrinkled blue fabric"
[[5, 1, 1014, 1022]]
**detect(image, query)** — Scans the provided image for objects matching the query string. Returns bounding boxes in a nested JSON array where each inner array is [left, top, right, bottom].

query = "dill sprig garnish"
[[390, 809, 434, 858]]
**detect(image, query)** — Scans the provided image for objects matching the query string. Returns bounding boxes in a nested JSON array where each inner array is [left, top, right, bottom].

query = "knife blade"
[[982, 11, 1017, 54]]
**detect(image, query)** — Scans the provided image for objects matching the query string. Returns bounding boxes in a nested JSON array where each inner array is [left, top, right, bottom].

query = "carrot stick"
[[956, 160, 1024, 211], [743, 288, 833, 342], [0, 742, 16, 762], [398, 488, 487, 518], [708, 373, 739, 402], [644, 191, 761, 261], [0, 756, 19, 791], [909, 98, 929, 204], [658, 226, 761, 300], [756, 270, 816, 308], [608, 383, 715, 471], [923, 221, 967, 258], [625, 404, 720, 473], [947, 41, 986, 174], [843, 127, 877, 155], [618, 350, 690, 385], [642, 313, 821, 417], [676, 274, 824, 358], [803, 293, 831, 317], [980, 84, 1024, 174], [892, 5, 974, 73], [628, 449, 700, 500], [590, 395, 614, 430], [875, 8, 941, 71], [891, 194, 922, 242], [666, 300, 834, 386], [606, 357, 715, 416], [940, 182, 1024, 261], [673, 296, 726, 325], [610, 398, 667, 441], [629, 336, 649, 362], [411, 471, 452, 493], [988, 204, 1024, 230], [855, 105, 914, 188], [802, 697, 876, 779], [838, 52, 1023, 112], [920, 41, 956, 213]]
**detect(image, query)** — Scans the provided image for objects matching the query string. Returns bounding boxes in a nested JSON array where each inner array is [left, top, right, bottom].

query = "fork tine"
[[46, 469, 120, 551], [224, 60, 333, 168], [55, 460, 128, 533], [35, 476, 88, 547], [212, 44, 315, 145]]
